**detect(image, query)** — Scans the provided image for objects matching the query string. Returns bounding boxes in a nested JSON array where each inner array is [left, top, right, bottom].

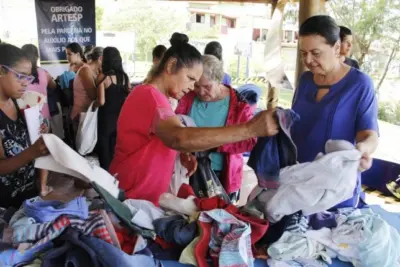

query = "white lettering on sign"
[[41, 28, 55, 34], [51, 13, 83, 22], [67, 36, 91, 43], [38, 3, 94, 62], [57, 28, 83, 34], [50, 6, 83, 13]]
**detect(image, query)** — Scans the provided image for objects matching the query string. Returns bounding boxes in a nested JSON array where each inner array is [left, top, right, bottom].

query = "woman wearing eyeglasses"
[[0, 43, 49, 209]]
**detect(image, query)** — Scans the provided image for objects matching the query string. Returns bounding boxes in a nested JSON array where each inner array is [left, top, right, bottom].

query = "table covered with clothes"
[[0, 128, 399, 267]]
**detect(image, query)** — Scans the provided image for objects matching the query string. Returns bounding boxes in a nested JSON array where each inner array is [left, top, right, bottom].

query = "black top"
[[344, 57, 360, 69], [0, 101, 37, 208], [97, 79, 127, 134]]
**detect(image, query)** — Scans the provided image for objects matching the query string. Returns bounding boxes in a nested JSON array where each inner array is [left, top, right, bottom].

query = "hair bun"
[[170, 32, 189, 47]]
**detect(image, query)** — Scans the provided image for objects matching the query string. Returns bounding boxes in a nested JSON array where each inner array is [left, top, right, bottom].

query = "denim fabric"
[[248, 108, 299, 189]]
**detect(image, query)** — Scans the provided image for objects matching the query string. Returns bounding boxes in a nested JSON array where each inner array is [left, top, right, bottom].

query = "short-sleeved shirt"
[[344, 57, 360, 69], [189, 96, 230, 171], [109, 84, 177, 205], [22, 67, 50, 120], [291, 68, 378, 208], [222, 73, 232, 86], [0, 101, 37, 208]]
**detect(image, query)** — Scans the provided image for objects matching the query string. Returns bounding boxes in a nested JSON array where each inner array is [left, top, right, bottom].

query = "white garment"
[[267, 231, 331, 263], [267, 259, 327, 267], [123, 199, 165, 230], [304, 228, 359, 265], [338, 209, 400, 267], [159, 193, 198, 216], [35, 134, 120, 198], [266, 140, 361, 222]]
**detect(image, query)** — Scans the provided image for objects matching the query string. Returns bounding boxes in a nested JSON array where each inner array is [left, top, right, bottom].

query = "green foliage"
[[378, 101, 400, 125], [328, 0, 400, 67], [102, 0, 187, 58], [95, 6, 104, 30], [187, 26, 220, 40], [228, 56, 248, 79]]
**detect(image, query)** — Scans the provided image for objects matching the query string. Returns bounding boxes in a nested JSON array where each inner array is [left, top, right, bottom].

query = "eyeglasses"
[[1, 65, 35, 84]]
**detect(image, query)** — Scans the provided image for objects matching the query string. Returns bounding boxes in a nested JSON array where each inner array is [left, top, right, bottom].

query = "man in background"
[[339, 26, 360, 69]]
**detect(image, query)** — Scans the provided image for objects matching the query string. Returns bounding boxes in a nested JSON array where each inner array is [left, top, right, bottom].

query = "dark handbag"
[[189, 151, 231, 203]]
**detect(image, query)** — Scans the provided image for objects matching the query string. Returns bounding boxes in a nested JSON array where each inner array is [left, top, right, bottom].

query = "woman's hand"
[[247, 109, 279, 137], [356, 142, 373, 172], [40, 123, 49, 134], [31, 136, 49, 158], [180, 153, 198, 177]]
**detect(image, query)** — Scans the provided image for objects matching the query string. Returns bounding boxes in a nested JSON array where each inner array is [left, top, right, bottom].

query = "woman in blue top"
[[292, 15, 379, 208]]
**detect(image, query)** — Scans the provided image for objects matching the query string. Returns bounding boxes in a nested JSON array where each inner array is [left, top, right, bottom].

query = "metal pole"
[[246, 56, 250, 78], [236, 54, 241, 78]]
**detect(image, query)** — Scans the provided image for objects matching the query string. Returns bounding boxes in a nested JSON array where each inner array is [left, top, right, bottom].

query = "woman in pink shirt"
[[21, 44, 57, 126], [110, 33, 278, 205]]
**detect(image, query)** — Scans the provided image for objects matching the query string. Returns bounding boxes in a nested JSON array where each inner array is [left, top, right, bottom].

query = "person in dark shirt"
[[339, 26, 360, 69]]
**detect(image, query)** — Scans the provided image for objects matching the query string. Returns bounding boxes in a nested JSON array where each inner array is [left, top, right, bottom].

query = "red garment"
[[177, 183, 195, 199], [189, 189, 269, 266], [194, 220, 212, 267], [110, 85, 177, 205], [194, 196, 230, 211], [115, 228, 136, 254], [176, 87, 257, 193], [154, 236, 175, 249]]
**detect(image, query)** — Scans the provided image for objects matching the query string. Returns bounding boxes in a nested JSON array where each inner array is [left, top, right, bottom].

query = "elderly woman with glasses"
[[0, 43, 49, 209], [176, 54, 256, 203]]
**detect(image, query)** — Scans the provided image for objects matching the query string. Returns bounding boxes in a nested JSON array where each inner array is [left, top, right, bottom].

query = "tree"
[[328, 0, 400, 68], [95, 6, 104, 30], [102, 0, 188, 60], [376, 34, 400, 95]]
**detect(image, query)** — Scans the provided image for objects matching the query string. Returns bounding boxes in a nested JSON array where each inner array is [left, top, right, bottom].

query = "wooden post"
[[271, 0, 278, 17], [295, 0, 326, 86]]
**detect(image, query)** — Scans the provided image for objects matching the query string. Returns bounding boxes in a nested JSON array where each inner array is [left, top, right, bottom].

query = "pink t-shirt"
[[71, 65, 95, 120], [109, 84, 177, 205], [23, 67, 50, 119]]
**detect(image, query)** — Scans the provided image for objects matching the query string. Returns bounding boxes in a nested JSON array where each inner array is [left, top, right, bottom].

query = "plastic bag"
[[189, 151, 231, 203], [76, 102, 98, 155]]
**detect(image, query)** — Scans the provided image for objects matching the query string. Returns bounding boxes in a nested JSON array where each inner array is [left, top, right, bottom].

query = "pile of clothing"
[[0, 113, 399, 267], [0, 194, 161, 267], [244, 108, 400, 267]]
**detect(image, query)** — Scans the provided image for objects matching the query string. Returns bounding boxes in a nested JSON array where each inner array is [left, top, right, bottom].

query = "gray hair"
[[202, 54, 224, 83]]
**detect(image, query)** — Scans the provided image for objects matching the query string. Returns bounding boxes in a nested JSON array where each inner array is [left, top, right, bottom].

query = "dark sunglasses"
[[1, 65, 35, 84]]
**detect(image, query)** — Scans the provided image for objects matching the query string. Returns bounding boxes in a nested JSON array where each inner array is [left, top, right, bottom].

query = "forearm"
[[170, 124, 253, 153], [356, 131, 378, 155], [38, 168, 48, 195], [0, 148, 36, 175]]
